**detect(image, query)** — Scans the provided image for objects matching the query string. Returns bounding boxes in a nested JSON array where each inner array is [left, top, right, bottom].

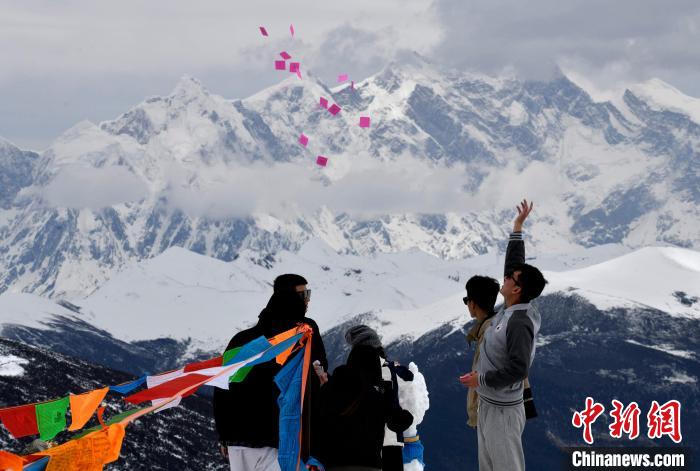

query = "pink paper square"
[[280, 51, 291, 60], [337, 74, 348, 83], [290, 24, 295, 37], [328, 104, 342, 116], [359, 116, 371, 128], [320, 97, 328, 109], [316, 156, 328, 167], [274, 60, 286, 71], [299, 133, 309, 147], [259, 26, 268, 37], [289, 62, 300, 73]]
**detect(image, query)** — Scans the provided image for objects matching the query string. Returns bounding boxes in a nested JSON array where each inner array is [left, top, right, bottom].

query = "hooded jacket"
[[212, 288, 328, 454], [475, 232, 541, 407], [319, 345, 413, 469]]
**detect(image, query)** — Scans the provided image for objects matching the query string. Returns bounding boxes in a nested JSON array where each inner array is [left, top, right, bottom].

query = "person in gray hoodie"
[[460, 199, 547, 471]]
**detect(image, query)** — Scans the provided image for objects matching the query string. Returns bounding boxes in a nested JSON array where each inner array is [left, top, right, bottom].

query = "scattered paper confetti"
[[359, 116, 371, 128], [280, 51, 292, 60], [275, 60, 286, 71], [328, 104, 342, 115], [316, 156, 328, 167], [337, 74, 348, 83], [299, 134, 309, 147], [296, 69, 302, 79], [320, 97, 328, 109], [289, 62, 300, 73], [259, 26, 268, 37], [290, 24, 295, 37]]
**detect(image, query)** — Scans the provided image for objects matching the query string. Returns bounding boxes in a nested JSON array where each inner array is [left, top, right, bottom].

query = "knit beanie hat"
[[345, 325, 382, 349]]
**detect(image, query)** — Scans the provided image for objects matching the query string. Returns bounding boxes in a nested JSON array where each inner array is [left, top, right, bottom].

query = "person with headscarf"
[[213, 274, 328, 471], [319, 325, 413, 471]]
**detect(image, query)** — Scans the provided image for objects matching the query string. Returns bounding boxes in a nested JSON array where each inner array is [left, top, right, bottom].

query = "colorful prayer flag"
[[259, 26, 268, 37], [290, 24, 295, 37], [319, 97, 328, 109], [280, 51, 291, 60], [184, 356, 222, 373], [316, 156, 328, 167], [68, 387, 108, 431], [299, 133, 309, 147], [109, 376, 146, 394], [274, 349, 305, 471], [0, 403, 39, 438], [36, 397, 69, 441], [328, 104, 342, 116], [289, 62, 300, 73], [275, 60, 286, 71], [359, 116, 371, 128], [337, 74, 348, 83], [0, 450, 23, 471], [125, 374, 210, 404]]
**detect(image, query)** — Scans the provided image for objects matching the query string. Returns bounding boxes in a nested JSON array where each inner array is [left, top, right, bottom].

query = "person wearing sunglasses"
[[461, 275, 500, 429], [213, 274, 328, 471], [460, 200, 548, 471]]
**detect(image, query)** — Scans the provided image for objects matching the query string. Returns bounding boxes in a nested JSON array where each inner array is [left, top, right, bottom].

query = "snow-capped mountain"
[[0, 55, 699, 299]]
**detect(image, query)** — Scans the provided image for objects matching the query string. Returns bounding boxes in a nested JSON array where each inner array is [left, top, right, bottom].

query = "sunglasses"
[[505, 273, 521, 287], [297, 289, 311, 302]]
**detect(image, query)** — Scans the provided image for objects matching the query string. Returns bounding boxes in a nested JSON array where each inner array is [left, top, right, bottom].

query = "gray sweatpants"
[[227, 446, 281, 471], [477, 399, 526, 471]]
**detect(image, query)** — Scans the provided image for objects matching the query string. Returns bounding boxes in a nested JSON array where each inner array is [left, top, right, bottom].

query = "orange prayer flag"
[[37, 423, 125, 471], [0, 450, 23, 471], [104, 423, 126, 463], [68, 388, 109, 431]]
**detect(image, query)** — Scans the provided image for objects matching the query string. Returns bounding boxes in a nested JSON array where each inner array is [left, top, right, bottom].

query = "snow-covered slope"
[[0, 57, 699, 298], [5, 239, 697, 359], [352, 246, 700, 346]]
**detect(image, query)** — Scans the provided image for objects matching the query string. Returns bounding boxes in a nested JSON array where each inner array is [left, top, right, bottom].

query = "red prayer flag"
[[0, 404, 39, 438], [124, 374, 210, 404], [183, 356, 222, 373]]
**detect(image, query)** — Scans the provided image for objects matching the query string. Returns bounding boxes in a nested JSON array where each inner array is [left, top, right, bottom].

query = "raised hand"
[[513, 199, 533, 232]]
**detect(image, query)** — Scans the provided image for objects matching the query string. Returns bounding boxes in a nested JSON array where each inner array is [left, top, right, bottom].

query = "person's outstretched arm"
[[504, 199, 533, 276]]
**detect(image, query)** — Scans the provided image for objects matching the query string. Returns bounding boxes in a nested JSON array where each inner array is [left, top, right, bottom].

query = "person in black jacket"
[[319, 325, 413, 471], [213, 273, 328, 471]]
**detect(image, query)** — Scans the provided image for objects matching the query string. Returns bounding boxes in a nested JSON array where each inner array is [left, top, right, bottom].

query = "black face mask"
[[257, 290, 306, 334]]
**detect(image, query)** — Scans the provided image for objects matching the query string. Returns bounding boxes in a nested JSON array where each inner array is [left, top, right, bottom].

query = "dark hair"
[[465, 275, 500, 316], [514, 264, 547, 303], [273, 274, 308, 293]]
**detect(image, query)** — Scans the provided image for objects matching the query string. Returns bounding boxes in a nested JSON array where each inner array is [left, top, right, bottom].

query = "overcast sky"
[[1, 0, 699, 151]]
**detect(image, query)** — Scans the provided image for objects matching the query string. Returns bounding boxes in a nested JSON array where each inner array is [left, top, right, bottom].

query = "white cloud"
[[159, 156, 472, 219], [40, 165, 149, 209]]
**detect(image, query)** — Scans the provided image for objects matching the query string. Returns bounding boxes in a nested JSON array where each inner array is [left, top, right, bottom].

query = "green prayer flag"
[[72, 407, 146, 439], [35, 397, 69, 440], [222, 346, 241, 365], [229, 365, 253, 383]]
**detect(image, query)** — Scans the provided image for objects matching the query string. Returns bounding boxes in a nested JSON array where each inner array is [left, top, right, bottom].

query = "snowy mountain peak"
[[170, 75, 210, 101], [628, 78, 700, 123]]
